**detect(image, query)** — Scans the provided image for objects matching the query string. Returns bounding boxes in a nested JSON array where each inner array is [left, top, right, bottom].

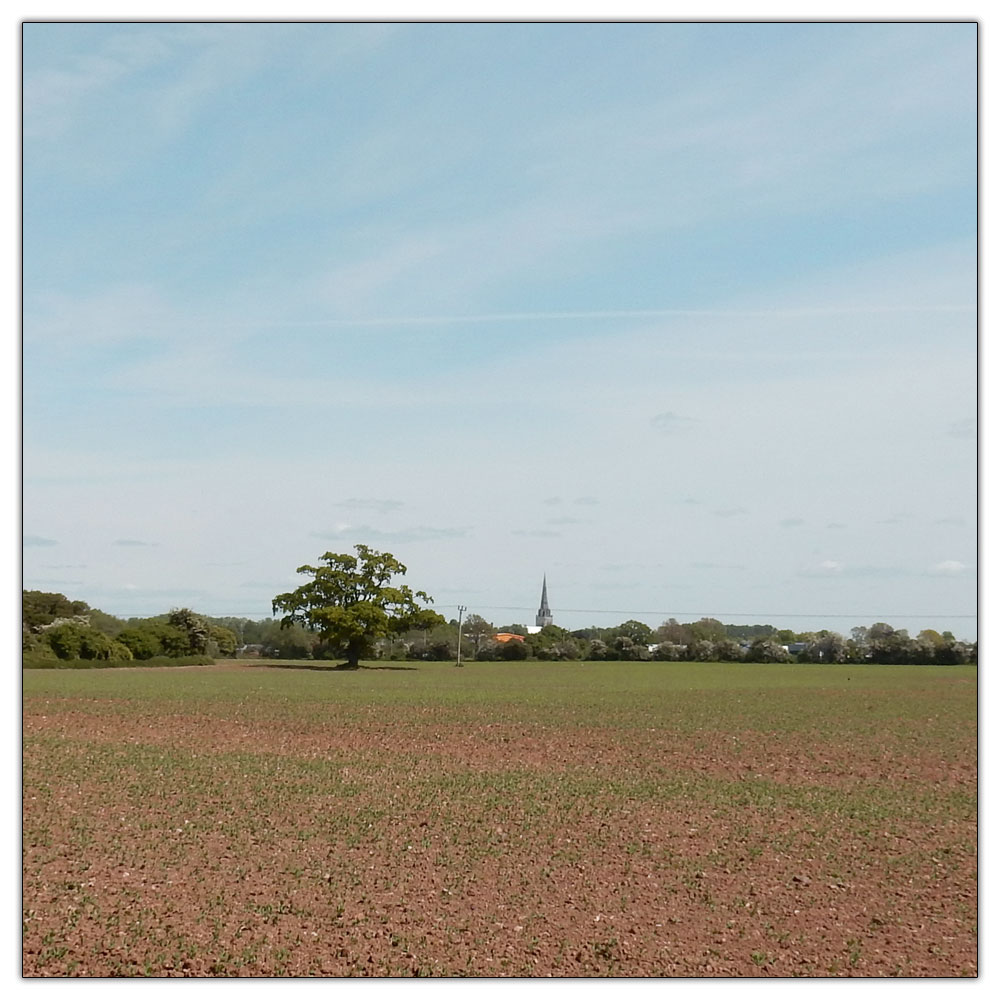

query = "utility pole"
[[456, 605, 467, 667]]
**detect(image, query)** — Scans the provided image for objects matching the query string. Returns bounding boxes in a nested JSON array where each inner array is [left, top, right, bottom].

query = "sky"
[[21, 19, 979, 640]]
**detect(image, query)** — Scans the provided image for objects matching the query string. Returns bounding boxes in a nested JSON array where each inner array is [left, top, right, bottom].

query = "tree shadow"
[[260, 661, 418, 672]]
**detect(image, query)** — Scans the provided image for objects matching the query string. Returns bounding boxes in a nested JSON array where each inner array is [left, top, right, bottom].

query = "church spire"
[[535, 575, 553, 628]]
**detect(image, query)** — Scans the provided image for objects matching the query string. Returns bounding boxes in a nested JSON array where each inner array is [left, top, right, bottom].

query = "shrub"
[[44, 622, 129, 660], [44, 622, 87, 659], [497, 638, 529, 660], [611, 636, 650, 660], [713, 639, 744, 662], [117, 626, 164, 660], [548, 640, 583, 661], [651, 642, 684, 661], [209, 625, 239, 657], [407, 637, 455, 660], [587, 639, 610, 660], [686, 639, 716, 662], [746, 638, 792, 663]]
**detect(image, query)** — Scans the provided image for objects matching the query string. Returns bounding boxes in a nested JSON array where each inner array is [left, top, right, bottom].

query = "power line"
[[437, 605, 977, 620], [89, 606, 977, 622]]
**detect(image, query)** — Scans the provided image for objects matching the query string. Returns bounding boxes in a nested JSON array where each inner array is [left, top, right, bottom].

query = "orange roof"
[[493, 633, 526, 643]]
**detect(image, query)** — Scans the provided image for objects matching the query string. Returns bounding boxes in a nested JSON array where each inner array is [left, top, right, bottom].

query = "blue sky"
[[21, 20, 978, 638]]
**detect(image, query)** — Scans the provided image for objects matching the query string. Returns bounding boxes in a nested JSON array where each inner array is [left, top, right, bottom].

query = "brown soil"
[[23, 689, 977, 978]]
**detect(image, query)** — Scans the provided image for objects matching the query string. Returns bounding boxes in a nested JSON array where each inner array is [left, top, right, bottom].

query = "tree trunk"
[[342, 640, 364, 670]]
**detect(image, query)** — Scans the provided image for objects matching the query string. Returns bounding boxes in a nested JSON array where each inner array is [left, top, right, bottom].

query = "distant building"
[[526, 576, 553, 634], [536, 576, 553, 628], [493, 632, 526, 643]]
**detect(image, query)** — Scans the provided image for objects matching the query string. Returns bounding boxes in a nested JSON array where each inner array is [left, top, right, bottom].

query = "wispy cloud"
[[113, 538, 157, 547], [596, 561, 667, 573], [331, 498, 404, 514], [877, 513, 912, 525], [26, 23, 975, 341], [650, 411, 695, 433], [26, 283, 176, 349], [946, 418, 975, 440], [24, 535, 58, 546], [84, 302, 973, 336], [81, 583, 211, 604], [798, 561, 910, 579], [813, 560, 844, 575], [24, 29, 175, 142], [26, 24, 364, 168], [712, 507, 748, 518], [310, 525, 468, 544], [779, 518, 806, 528], [928, 559, 970, 576], [513, 529, 561, 538]]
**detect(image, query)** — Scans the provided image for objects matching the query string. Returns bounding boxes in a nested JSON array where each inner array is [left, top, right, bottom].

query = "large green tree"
[[687, 617, 728, 643], [613, 619, 654, 645], [271, 545, 443, 669]]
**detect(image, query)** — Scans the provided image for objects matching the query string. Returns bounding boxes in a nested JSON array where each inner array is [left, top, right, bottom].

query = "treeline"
[[22, 591, 238, 667], [205, 611, 977, 666], [450, 616, 976, 665], [22, 592, 976, 667]]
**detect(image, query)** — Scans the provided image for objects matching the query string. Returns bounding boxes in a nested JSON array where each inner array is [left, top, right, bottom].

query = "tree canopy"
[[271, 545, 444, 668], [22, 590, 90, 631]]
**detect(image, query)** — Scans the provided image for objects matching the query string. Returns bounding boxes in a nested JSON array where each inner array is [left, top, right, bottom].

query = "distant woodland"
[[22, 590, 976, 668]]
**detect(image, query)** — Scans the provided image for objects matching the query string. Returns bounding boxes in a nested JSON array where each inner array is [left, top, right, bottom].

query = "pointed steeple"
[[535, 575, 553, 628]]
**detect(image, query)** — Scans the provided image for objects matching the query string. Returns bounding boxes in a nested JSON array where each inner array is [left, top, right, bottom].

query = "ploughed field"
[[23, 660, 977, 977]]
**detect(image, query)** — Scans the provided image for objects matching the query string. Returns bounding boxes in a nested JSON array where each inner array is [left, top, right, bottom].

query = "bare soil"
[[22, 676, 977, 978]]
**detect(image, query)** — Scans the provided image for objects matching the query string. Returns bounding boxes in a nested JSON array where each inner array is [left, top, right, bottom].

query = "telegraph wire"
[[104, 606, 976, 621], [439, 606, 977, 620]]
